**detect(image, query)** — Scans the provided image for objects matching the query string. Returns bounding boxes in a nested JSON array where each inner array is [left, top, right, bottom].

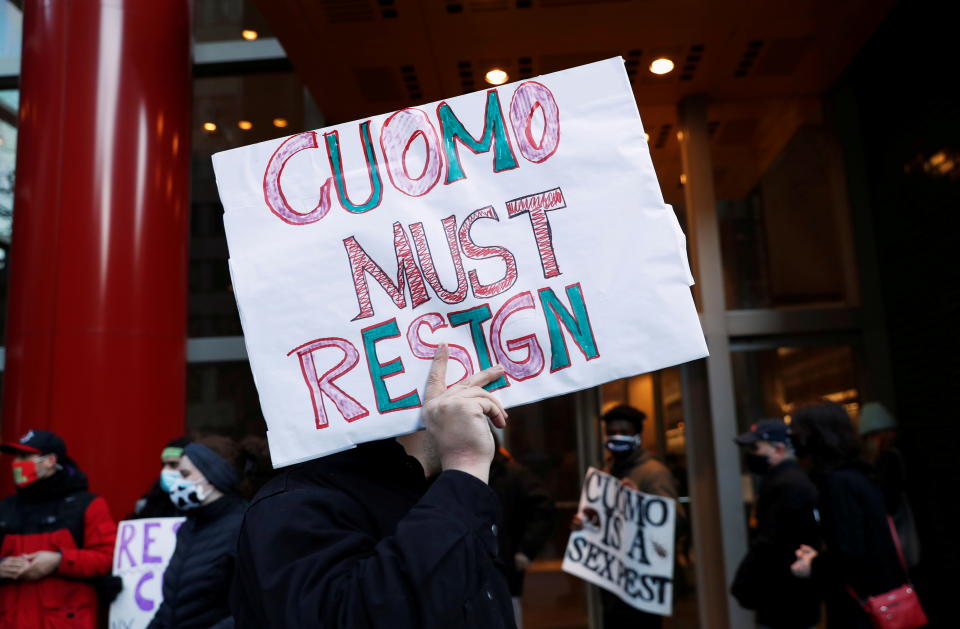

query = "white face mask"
[[168, 477, 208, 510], [605, 434, 641, 454]]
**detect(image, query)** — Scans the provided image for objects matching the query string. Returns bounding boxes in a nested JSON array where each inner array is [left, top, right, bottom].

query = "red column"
[[1, 0, 191, 519]]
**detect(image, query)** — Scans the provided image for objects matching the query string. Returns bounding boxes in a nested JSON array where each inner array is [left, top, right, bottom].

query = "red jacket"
[[0, 468, 117, 629]]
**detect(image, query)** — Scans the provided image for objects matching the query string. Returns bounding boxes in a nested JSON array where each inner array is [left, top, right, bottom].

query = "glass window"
[[0, 88, 17, 344], [190, 71, 309, 336], [502, 393, 589, 629], [731, 344, 860, 430], [715, 116, 858, 310], [194, 0, 273, 43], [0, 1, 21, 76], [186, 360, 274, 499]]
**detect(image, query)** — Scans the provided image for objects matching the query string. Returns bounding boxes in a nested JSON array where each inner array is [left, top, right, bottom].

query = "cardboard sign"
[[109, 517, 184, 629], [562, 468, 676, 616], [213, 58, 707, 467]]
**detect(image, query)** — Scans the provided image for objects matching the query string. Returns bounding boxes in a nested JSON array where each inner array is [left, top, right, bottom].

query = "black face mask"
[[744, 453, 771, 475]]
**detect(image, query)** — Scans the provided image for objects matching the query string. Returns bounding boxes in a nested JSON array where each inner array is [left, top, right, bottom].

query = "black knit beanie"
[[184, 443, 237, 493]]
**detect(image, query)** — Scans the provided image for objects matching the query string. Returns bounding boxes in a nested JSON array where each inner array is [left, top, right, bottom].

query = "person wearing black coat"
[[129, 437, 191, 520], [489, 446, 556, 627], [789, 402, 908, 629], [731, 419, 821, 629], [147, 443, 245, 629], [230, 346, 516, 629]]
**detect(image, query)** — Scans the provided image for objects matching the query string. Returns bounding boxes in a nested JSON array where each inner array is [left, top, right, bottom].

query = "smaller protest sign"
[[562, 467, 676, 616], [109, 517, 184, 629]]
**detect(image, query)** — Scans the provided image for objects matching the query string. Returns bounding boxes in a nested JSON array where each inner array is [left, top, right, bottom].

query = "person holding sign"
[[571, 405, 681, 628], [230, 344, 516, 629]]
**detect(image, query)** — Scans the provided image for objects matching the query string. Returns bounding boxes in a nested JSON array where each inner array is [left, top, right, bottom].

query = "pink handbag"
[[847, 517, 928, 629]]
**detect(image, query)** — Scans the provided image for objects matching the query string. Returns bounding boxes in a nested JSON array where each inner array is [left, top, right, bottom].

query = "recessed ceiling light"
[[649, 58, 675, 75], [202, 122, 217, 132], [273, 118, 289, 128], [238, 120, 253, 130], [485, 68, 509, 86], [242, 30, 258, 41]]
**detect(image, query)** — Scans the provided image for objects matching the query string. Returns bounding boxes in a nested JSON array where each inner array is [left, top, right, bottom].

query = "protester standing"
[[231, 344, 516, 628], [0, 430, 118, 629], [130, 437, 191, 519], [147, 442, 244, 629], [571, 405, 680, 629], [859, 401, 921, 568], [730, 419, 821, 629], [789, 402, 911, 629], [489, 442, 556, 628]]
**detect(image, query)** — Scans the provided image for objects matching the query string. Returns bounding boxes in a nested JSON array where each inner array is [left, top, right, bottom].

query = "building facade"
[[1, 1, 955, 627]]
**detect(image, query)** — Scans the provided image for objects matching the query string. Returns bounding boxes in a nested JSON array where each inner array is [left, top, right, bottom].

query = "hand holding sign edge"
[[422, 343, 508, 483]]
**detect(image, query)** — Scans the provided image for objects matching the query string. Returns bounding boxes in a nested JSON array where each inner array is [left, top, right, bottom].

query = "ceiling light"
[[643, 132, 650, 143], [202, 122, 217, 132], [238, 120, 253, 130], [485, 68, 509, 86], [649, 58, 675, 75], [242, 30, 258, 41], [273, 118, 289, 128]]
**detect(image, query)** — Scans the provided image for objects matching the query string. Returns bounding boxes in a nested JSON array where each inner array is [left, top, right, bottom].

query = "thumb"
[[423, 343, 449, 402]]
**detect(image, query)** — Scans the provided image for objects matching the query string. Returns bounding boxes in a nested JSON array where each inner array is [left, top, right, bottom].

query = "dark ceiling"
[[251, 0, 895, 204]]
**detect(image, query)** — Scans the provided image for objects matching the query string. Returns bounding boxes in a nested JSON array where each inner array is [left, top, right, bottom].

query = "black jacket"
[[230, 439, 515, 629], [129, 479, 186, 520], [489, 451, 555, 595], [731, 460, 821, 628], [812, 465, 906, 629], [147, 493, 245, 629]]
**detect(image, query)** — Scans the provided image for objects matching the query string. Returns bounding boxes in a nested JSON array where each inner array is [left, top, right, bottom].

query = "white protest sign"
[[213, 57, 707, 467], [109, 517, 184, 629], [562, 468, 676, 615]]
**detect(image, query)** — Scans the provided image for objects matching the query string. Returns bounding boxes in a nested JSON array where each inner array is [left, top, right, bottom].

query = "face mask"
[[744, 453, 771, 475], [605, 435, 640, 455], [168, 477, 208, 510], [12, 456, 47, 488], [160, 469, 180, 493]]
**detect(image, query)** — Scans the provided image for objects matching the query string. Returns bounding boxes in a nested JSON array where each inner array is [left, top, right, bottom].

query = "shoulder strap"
[[886, 514, 910, 579], [846, 584, 867, 609]]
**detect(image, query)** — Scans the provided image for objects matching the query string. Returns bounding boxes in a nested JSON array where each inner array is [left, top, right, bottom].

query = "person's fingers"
[[461, 387, 508, 421], [460, 364, 505, 390], [424, 343, 450, 401], [470, 394, 508, 428]]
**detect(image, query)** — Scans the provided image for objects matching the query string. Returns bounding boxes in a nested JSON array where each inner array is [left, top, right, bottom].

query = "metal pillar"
[[677, 96, 752, 629], [2, 0, 192, 517]]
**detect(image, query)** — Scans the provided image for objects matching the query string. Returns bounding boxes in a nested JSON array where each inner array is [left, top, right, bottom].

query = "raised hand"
[[421, 343, 508, 483]]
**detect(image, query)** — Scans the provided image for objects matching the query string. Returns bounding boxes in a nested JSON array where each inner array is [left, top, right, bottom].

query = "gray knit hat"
[[858, 402, 897, 436], [183, 443, 238, 493]]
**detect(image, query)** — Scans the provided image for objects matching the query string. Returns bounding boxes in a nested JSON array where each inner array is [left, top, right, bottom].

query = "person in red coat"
[[0, 430, 117, 628]]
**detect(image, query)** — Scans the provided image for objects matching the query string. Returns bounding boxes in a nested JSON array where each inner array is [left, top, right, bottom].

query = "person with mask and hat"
[[0, 429, 118, 629], [147, 442, 245, 629], [571, 405, 681, 629], [129, 436, 192, 519], [730, 418, 820, 629]]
